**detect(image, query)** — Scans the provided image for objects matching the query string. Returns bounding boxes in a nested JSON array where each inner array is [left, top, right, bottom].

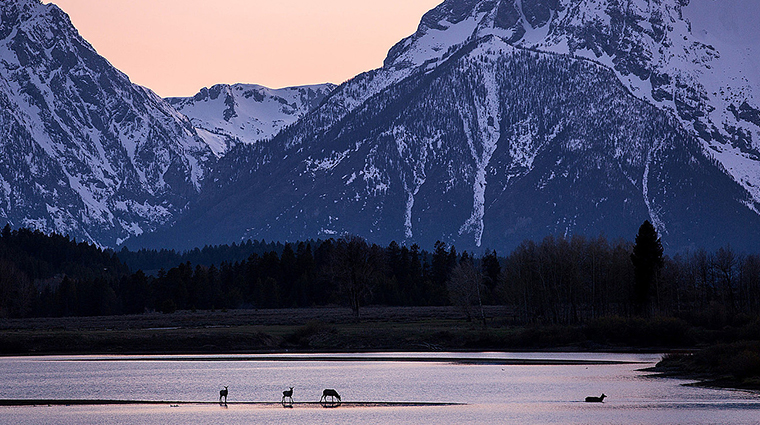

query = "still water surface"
[[1, 352, 759, 424]]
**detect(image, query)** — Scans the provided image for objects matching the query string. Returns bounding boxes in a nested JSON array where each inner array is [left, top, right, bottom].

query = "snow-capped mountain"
[[0, 0, 215, 246], [167, 83, 335, 156], [5, 0, 760, 253], [384, 0, 760, 204], [138, 0, 760, 253]]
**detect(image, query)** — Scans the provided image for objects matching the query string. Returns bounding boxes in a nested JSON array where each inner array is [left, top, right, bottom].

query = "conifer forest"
[[2, 222, 760, 332]]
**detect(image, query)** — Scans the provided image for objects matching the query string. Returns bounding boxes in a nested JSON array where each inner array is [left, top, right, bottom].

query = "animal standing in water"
[[282, 387, 294, 407], [320, 388, 341, 407], [219, 386, 228, 404], [585, 393, 606, 403]]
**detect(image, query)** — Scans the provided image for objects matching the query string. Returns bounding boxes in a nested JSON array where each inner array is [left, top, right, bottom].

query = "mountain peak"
[[0, 0, 214, 246], [384, 0, 693, 70], [1, 0, 69, 34], [383, 0, 760, 204], [148, 25, 760, 252], [384, 0, 550, 68], [168, 82, 336, 156]]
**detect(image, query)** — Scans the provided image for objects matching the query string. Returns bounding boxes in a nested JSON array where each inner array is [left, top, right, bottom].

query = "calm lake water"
[[1, 352, 760, 424]]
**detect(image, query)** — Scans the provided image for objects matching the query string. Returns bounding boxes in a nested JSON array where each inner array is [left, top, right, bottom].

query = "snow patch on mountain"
[[457, 42, 506, 247], [642, 139, 667, 236], [390, 125, 433, 240], [389, 11, 483, 70], [508, 118, 543, 182], [305, 149, 350, 173], [363, 149, 391, 195]]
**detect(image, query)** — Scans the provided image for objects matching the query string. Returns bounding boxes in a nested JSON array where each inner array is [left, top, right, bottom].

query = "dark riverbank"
[[6, 306, 760, 392], [1, 306, 514, 355], [3, 306, 760, 357], [648, 342, 760, 391]]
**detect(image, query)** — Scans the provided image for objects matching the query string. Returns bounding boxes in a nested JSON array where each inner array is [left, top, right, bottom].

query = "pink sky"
[[46, 0, 442, 97]]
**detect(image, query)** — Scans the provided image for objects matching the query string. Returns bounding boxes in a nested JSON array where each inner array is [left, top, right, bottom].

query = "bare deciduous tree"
[[447, 259, 486, 326]]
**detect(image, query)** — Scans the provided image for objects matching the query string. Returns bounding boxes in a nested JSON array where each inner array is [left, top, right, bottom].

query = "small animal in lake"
[[320, 388, 341, 403], [282, 387, 294, 403], [585, 393, 606, 403], [219, 386, 228, 404]]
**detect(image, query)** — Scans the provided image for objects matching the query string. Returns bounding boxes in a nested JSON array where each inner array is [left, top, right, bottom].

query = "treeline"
[[3, 223, 760, 330], [118, 237, 457, 315], [0, 228, 456, 317], [116, 240, 292, 273], [0, 225, 129, 318], [499, 224, 760, 327], [500, 237, 760, 325]]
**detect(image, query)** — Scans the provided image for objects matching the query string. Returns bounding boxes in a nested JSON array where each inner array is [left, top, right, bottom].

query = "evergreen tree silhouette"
[[631, 220, 663, 316]]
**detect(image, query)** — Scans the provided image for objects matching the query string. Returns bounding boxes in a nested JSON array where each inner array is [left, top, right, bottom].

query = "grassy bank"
[[2, 306, 760, 356], [0, 306, 512, 354]]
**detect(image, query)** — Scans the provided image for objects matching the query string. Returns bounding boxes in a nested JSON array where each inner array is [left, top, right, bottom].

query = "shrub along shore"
[[649, 342, 760, 391]]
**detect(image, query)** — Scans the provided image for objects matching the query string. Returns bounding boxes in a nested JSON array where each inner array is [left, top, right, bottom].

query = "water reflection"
[[1, 352, 759, 425]]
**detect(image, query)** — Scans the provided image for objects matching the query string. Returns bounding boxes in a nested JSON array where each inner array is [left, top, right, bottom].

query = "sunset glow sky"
[[46, 0, 442, 97], [44, 1, 759, 99]]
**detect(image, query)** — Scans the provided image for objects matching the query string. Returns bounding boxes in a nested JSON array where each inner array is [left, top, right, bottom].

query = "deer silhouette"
[[219, 386, 228, 404], [320, 388, 341, 406], [585, 393, 606, 403], [282, 387, 294, 404]]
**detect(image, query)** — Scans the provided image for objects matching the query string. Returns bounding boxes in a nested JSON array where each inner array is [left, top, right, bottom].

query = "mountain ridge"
[[137, 32, 760, 252]]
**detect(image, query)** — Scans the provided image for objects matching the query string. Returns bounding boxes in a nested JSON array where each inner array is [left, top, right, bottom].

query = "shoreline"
[[643, 345, 760, 393], [644, 369, 760, 393], [0, 306, 681, 357], [71, 355, 647, 365], [0, 399, 466, 407]]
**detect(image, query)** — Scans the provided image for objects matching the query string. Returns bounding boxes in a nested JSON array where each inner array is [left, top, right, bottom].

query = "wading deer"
[[585, 393, 606, 403], [282, 387, 294, 403], [219, 386, 228, 404], [320, 388, 341, 405]]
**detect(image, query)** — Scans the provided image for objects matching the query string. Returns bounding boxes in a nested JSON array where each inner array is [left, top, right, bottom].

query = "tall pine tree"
[[630, 220, 664, 316]]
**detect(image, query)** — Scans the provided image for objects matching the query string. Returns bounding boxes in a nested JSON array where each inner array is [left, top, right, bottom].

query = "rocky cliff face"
[[0, 0, 214, 246]]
